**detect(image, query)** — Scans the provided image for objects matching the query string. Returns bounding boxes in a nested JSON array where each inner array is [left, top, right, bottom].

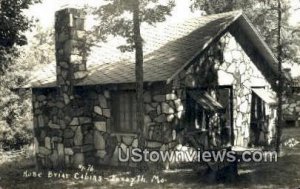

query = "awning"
[[188, 91, 224, 112], [252, 88, 277, 105]]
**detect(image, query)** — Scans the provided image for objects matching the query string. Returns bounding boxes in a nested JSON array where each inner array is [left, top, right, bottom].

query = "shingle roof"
[[23, 11, 243, 88]]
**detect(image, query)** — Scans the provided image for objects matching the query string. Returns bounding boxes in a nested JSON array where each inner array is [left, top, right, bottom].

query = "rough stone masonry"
[[32, 8, 278, 169], [33, 8, 181, 169]]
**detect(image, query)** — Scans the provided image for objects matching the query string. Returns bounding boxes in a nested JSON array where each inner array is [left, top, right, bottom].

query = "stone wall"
[[111, 85, 184, 168], [172, 32, 277, 147], [33, 7, 186, 169], [283, 91, 300, 127], [143, 88, 183, 144], [217, 33, 276, 147], [33, 84, 184, 169], [33, 7, 278, 169], [171, 40, 225, 149], [33, 87, 111, 168]]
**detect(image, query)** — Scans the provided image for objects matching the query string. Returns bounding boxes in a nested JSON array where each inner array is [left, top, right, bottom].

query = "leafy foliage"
[[90, 0, 175, 52], [0, 26, 55, 149], [0, 0, 41, 149], [0, 0, 40, 72], [21, 26, 55, 66]]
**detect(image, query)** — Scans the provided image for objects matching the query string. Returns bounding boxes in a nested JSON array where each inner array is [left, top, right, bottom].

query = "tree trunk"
[[133, 0, 146, 147], [276, 0, 283, 154], [133, 0, 147, 172]]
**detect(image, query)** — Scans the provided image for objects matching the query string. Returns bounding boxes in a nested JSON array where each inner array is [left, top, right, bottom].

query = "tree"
[[20, 26, 55, 67], [276, 0, 283, 154], [0, 68, 32, 149], [2, 27, 54, 150], [0, 0, 40, 149], [0, 0, 40, 73], [91, 0, 175, 169], [132, 0, 145, 144]]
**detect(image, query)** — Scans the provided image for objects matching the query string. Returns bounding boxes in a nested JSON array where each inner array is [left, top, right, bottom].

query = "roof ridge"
[[200, 10, 243, 18]]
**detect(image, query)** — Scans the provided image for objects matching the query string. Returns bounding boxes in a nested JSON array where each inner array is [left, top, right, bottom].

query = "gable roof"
[[22, 10, 284, 89]]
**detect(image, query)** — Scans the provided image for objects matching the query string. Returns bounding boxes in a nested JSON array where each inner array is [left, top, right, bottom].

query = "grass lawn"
[[0, 127, 300, 189]]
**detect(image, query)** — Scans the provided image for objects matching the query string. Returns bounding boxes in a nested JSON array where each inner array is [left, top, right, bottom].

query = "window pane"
[[112, 91, 137, 133]]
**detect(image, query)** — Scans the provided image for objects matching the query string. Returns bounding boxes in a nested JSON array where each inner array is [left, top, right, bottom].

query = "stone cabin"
[[22, 8, 287, 169]]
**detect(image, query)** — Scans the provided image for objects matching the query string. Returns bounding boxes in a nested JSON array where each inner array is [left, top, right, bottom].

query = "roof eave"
[[166, 11, 290, 89], [231, 14, 290, 89]]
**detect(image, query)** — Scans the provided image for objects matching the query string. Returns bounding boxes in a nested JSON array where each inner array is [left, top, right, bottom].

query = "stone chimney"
[[55, 8, 87, 104]]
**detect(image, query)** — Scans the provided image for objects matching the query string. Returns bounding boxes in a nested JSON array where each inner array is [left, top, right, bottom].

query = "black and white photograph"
[[0, 0, 300, 188]]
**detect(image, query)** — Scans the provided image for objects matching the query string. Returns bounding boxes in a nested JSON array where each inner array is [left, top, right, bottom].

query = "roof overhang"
[[188, 91, 224, 112], [167, 13, 290, 91], [252, 88, 277, 105]]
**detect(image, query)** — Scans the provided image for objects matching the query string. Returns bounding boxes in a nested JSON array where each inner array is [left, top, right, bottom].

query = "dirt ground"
[[0, 127, 300, 189]]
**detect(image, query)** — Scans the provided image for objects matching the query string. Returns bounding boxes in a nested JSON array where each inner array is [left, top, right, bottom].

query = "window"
[[186, 88, 233, 147], [216, 87, 233, 146], [111, 91, 137, 133], [186, 95, 207, 131], [250, 88, 277, 146], [216, 87, 232, 129]]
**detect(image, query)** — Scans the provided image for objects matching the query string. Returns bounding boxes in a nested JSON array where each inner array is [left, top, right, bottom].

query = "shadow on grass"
[[236, 154, 300, 188], [1, 127, 300, 189], [1, 154, 300, 189]]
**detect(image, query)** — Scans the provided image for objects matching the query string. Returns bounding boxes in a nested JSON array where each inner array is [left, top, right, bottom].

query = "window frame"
[[111, 90, 138, 134]]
